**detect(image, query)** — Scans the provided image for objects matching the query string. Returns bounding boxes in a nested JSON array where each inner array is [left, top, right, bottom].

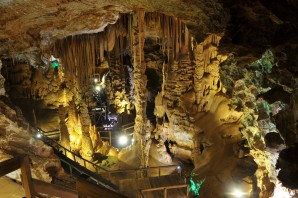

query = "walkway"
[[37, 128, 189, 198], [37, 129, 119, 192]]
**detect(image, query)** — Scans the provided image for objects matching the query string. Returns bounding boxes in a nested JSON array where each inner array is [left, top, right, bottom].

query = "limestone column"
[[132, 10, 149, 168], [58, 106, 70, 149], [79, 102, 94, 160]]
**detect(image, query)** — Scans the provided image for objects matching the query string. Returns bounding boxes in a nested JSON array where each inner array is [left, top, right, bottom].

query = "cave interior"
[[0, 0, 298, 198]]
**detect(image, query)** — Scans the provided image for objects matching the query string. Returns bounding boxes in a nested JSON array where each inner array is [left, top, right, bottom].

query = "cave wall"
[[0, 98, 66, 182]]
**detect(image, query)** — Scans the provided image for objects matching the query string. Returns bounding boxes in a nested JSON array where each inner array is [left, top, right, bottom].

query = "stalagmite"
[[2, 13, 197, 169], [132, 10, 148, 168], [79, 102, 94, 160], [59, 106, 70, 150]]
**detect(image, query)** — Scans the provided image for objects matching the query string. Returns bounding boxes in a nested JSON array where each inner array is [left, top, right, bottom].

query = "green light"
[[51, 61, 59, 69], [189, 173, 205, 197]]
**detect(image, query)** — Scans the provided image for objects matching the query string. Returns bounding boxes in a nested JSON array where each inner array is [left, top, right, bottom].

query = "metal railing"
[[37, 129, 108, 175], [140, 184, 189, 198], [97, 130, 113, 145], [121, 122, 135, 134], [37, 128, 182, 181], [107, 164, 182, 180], [42, 129, 60, 139], [97, 122, 135, 146]]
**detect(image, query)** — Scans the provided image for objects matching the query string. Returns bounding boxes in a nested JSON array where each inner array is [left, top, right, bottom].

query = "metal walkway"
[[37, 129, 120, 193], [37, 128, 189, 198]]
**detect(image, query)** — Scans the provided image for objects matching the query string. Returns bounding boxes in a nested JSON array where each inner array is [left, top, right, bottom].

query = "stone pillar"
[[79, 102, 94, 160], [58, 105, 70, 149], [133, 10, 148, 168]]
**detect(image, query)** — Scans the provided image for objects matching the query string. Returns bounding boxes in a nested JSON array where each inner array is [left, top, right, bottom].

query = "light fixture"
[[95, 85, 101, 91], [94, 78, 98, 83], [231, 189, 246, 197], [176, 165, 182, 175], [118, 135, 128, 146], [36, 133, 41, 138]]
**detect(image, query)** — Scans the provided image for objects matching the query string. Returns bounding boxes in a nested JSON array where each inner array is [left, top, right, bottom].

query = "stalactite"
[[59, 106, 70, 150], [52, 12, 193, 165], [174, 17, 179, 60], [107, 26, 116, 52]]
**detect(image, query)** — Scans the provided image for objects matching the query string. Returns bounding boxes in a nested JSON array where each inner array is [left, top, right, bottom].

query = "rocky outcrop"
[[0, 98, 65, 182]]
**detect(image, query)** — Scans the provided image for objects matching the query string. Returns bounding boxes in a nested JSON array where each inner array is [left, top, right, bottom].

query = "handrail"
[[121, 122, 135, 129], [110, 164, 179, 173], [140, 184, 189, 198], [38, 129, 182, 180], [37, 128, 108, 173], [44, 129, 60, 133], [122, 125, 134, 130], [0, 155, 127, 198], [107, 164, 182, 179], [97, 130, 133, 146]]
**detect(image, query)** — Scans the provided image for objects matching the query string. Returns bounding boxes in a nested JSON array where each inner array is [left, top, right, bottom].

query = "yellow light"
[[229, 189, 248, 198], [95, 85, 101, 91], [231, 189, 246, 197], [70, 135, 76, 142]]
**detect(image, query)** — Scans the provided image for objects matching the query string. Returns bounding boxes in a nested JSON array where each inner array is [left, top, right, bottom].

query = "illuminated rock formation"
[[0, 99, 65, 182], [0, 1, 298, 197]]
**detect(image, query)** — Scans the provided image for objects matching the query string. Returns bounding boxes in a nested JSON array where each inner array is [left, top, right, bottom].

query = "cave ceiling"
[[0, 0, 228, 55]]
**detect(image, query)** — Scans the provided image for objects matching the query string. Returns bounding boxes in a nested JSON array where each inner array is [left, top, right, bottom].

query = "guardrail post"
[[164, 188, 167, 198], [95, 166, 98, 174], [20, 155, 36, 198], [186, 185, 189, 196], [108, 172, 111, 180], [140, 190, 144, 198], [69, 165, 73, 175], [109, 132, 112, 145]]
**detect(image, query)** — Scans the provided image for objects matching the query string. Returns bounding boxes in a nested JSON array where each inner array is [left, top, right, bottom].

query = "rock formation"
[[0, 0, 298, 197]]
